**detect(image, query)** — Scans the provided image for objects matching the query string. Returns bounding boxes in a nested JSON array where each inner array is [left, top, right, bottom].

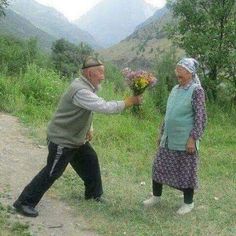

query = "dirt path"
[[0, 113, 97, 236]]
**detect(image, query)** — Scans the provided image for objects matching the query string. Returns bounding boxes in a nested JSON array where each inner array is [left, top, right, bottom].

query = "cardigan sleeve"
[[190, 86, 207, 140]]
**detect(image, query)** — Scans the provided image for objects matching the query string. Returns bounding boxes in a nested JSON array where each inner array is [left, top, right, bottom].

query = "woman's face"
[[175, 66, 192, 86]]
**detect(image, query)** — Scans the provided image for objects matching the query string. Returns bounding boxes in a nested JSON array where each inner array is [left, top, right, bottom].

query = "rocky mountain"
[[9, 0, 101, 48], [135, 5, 169, 30], [0, 8, 56, 51], [100, 6, 182, 69], [74, 0, 155, 48]]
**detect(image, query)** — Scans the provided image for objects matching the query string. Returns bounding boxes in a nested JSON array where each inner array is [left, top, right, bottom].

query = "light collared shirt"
[[72, 77, 125, 113]]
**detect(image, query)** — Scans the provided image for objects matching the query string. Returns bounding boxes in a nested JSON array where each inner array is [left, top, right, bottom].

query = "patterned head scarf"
[[177, 58, 201, 85]]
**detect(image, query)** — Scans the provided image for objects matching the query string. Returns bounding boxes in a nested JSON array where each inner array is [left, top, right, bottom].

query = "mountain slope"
[[9, 0, 100, 48], [100, 6, 183, 69], [0, 9, 56, 51], [74, 0, 155, 48], [135, 6, 169, 30]]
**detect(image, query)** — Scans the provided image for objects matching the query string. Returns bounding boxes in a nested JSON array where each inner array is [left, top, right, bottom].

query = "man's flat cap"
[[82, 56, 103, 69]]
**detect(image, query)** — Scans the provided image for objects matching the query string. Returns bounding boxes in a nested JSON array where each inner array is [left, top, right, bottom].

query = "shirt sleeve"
[[190, 86, 207, 140], [72, 89, 125, 114]]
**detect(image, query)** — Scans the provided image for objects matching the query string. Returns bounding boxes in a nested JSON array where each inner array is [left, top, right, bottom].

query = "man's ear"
[[87, 69, 92, 78]]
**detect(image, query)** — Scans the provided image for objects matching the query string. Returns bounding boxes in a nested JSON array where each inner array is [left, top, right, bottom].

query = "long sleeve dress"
[[152, 85, 207, 190]]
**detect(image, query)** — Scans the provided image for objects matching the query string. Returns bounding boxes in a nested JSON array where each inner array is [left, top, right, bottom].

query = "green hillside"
[[10, 0, 101, 49], [0, 9, 56, 51]]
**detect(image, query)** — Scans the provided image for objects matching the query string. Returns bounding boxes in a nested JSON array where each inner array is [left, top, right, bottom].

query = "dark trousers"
[[16, 141, 103, 207], [152, 180, 194, 204]]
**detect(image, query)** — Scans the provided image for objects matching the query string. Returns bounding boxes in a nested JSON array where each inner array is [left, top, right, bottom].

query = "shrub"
[[152, 48, 177, 114], [20, 64, 66, 106], [0, 36, 39, 75]]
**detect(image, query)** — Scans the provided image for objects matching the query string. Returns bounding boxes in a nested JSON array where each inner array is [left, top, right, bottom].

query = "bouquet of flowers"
[[122, 68, 157, 114]]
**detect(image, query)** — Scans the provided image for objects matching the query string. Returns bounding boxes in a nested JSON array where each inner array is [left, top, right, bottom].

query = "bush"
[[0, 35, 39, 75], [0, 64, 68, 125], [20, 64, 66, 106], [104, 62, 126, 92], [51, 39, 94, 78], [0, 75, 24, 112], [152, 47, 177, 114]]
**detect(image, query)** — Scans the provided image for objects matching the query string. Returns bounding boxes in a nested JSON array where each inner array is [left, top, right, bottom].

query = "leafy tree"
[[51, 38, 94, 78], [152, 47, 177, 114], [167, 0, 236, 102], [0, 0, 8, 17]]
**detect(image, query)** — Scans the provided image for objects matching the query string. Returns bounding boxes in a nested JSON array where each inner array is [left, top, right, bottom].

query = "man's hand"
[[124, 95, 142, 108], [86, 130, 93, 142], [186, 137, 196, 154]]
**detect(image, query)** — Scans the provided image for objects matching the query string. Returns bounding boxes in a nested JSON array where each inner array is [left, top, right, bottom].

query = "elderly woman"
[[143, 58, 207, 215]]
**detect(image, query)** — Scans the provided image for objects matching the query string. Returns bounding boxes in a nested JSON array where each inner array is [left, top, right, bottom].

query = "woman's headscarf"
[[177, 58, 201, 85]]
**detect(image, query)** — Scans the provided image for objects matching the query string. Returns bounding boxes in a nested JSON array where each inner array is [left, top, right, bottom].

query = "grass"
[[52, 113, 235, 236], [0, 202, 31, 236], [0, 69, 235, 235], [53, 86, 236, 236]]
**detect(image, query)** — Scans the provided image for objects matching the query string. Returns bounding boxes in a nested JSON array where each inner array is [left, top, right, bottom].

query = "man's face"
[[175, 66, 192, 86], [87, 65, 105, 89]]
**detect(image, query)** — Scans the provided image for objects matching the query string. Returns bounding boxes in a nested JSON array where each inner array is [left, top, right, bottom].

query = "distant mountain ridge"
[[74, 0, 156, 48], [9, 0, 101, 49], [100, 6, 182, 69], [0, 9, 56, 51], [135, 6, 169, 30]]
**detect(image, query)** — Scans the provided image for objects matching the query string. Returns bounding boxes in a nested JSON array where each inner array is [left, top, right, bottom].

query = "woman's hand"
[[186, 137, 196, 154]]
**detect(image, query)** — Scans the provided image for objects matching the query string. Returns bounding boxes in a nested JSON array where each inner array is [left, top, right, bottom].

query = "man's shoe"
[[13, 201, 38, 217], [94, 197, 108, 203], [177, 202, 194, 215], [143, 196, 161, 208], [85, 196, 108, 203]]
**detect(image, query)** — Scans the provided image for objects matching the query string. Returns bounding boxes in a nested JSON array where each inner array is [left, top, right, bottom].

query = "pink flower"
[[122, 68, 158, 95]]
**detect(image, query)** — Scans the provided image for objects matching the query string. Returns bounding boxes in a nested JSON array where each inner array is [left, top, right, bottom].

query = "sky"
[[36, 0, 166, 21]]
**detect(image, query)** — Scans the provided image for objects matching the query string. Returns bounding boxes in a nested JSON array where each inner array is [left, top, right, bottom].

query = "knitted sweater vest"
[[47, 77, 94, 148]]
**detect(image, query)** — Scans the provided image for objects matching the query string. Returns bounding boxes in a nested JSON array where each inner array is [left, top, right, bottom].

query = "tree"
[[51, 38, 94, 78], [167, 0, 236, 102], [0, 0, 8, 17], [153, 47, 177, 114]]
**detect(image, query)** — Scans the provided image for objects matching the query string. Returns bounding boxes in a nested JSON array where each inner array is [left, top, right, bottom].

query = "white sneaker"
[[177, 203, 194, 215], [143, 196, 161, 208]]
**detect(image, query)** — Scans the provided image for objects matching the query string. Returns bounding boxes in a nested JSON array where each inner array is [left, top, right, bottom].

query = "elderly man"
[[13, 57, 142, 217]]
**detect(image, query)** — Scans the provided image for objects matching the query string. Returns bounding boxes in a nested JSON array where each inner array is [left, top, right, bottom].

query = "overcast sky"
[[36, 0, 166, 21]]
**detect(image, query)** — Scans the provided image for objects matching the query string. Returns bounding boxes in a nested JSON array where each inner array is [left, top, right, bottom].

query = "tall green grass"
[[0, 64, 68, 140]]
